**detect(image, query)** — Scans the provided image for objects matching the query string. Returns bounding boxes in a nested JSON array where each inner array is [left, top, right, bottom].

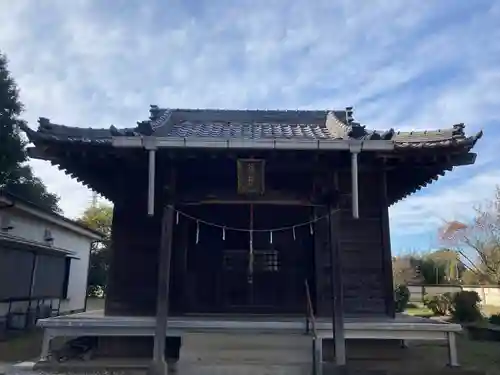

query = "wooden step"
[[181, 333, 312, 365]]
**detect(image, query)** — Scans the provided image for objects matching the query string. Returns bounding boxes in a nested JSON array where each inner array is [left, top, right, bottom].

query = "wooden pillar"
[[380, 164, 396, 317], [148, 204, 175, 375], [329, 207, 346, 366], [179, 216, 190, 313], [313, 205, 329, 315]]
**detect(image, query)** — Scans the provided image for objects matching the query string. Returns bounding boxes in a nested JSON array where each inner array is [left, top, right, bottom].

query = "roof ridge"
[[148, 106, 330, 113]]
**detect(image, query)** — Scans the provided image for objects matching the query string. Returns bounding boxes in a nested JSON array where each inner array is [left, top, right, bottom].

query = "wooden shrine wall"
[[103, 155, 394, 317], [314, 169, 394, 317], [105, 196, 161, 316]]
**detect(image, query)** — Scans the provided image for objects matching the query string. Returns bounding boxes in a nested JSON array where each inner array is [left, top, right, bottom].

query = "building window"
[[0, 214, 14, 232], [43, 228, 54, 246], [222, 249, 280, 272], [256, 250, 279, 272]]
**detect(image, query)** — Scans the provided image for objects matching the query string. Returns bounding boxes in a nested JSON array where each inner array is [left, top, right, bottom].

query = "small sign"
[[237, 159, 265, 195]]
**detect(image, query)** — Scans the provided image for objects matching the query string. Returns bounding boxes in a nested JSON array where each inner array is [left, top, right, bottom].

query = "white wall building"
[[0, 191, 103, 333]]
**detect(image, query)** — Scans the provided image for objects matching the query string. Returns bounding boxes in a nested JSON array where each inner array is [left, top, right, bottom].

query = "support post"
[[148, 205, 175, 375], [380, 165, 396, 317], [328, 208, 346, 366], [447, 332, 459, 367], [147, 149, 157, 216], [26, 253, 38, 328], [313, 337, 323, 375], [39, 330, 52, 361]]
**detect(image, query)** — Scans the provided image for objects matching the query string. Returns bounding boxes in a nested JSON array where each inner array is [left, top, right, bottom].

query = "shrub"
[[423, 293, 453, 316], [450, 290, 482, 322], [87, 285, 105, 298], [488, 313, 500, 326], [394, 284, 410, 313]]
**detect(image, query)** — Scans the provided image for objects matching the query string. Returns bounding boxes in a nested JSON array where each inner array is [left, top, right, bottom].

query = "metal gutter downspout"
[[143, 137, 157, 217], [349, 141, 363, 219]]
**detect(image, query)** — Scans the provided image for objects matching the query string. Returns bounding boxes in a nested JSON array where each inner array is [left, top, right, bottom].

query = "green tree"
[[77, 202, 113, 295], [0, 52, 61, 212], [418, 258, 447, 285], [425, 248, 466, 283], [3, 165, 61, 213], [0, 52, 26, 184]]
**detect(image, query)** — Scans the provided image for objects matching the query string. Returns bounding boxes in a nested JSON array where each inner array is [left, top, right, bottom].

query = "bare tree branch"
[[439, 185, 500, 285]]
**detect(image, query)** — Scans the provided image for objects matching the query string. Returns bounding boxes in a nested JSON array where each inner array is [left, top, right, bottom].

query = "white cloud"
[[390, 170, 500, 237], [0, 0, 499, 232]]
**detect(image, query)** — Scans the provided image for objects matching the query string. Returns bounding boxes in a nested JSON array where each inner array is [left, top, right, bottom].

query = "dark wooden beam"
[[449, 152, 477, 166], [329, 201, 346, 366], [26, 146, 57, 161], [386, 162, 452, 205], [380, 165, 396, 317], [177, 188, 315, 206], [150, 191, 176, 373]]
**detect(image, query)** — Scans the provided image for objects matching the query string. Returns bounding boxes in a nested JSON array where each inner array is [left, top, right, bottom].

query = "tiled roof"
[[20, 107, 483, 151], [161, 109, 333, 139]]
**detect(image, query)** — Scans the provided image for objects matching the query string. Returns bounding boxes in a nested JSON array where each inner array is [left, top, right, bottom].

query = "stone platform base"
[[33, 335, 484, 375], [32, 361, 484, 375]]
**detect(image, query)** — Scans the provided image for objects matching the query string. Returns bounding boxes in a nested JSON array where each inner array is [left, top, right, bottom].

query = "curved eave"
[[20, 115, 484, 206], [389, 171, 447, 206], [21, 109, 484, 149], [47, 158, 114, 202], [21, 122, 113, 145], [388, 149, 480, 207], [393, 130, 483, 150]]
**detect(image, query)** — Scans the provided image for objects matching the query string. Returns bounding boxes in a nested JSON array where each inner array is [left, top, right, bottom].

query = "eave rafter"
[[27, 143, 126, 202], [386, 152, 478, 206], [19, 107, 483, 204]]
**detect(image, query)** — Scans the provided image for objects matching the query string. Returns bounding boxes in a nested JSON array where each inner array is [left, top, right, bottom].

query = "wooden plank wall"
[[104, 196, 162, 316], [315, 169, 392, 317]]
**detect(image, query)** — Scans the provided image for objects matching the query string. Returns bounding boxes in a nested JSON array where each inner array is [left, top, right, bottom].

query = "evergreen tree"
[[0, 52, 61, 213], [0, 52, 26, 184]]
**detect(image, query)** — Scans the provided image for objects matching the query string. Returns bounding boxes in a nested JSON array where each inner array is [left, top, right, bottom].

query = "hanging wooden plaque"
[[237, 159, 265, 195]]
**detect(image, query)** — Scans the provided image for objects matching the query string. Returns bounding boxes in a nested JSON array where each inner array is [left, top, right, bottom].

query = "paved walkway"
[[0, 362, 9, 375]]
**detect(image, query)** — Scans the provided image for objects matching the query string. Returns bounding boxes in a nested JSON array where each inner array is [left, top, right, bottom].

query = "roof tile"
[[21, 108, 482, 150]]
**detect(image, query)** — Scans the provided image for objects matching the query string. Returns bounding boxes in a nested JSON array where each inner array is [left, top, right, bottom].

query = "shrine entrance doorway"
[[184, 204, 315, 315]]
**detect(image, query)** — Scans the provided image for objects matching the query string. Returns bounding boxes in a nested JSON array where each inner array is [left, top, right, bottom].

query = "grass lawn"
[[0, 329, 43, 363], [404, 303, 500, 319], [0, 298, 104, 364], [457, 333, 500, 374], [404, 306, 435, 317], [409, 333, 500, 375]]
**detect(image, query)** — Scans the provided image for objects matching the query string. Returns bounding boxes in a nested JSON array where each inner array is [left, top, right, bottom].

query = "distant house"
[[0, 190, 103, 333]]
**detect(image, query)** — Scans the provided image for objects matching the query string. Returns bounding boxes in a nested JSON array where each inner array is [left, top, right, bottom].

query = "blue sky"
[[1, 0, 499, 254]]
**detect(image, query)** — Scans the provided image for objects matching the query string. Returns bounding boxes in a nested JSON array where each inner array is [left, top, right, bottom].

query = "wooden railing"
[[304, 279, 321, 375], [304, 279, 317, 337]]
